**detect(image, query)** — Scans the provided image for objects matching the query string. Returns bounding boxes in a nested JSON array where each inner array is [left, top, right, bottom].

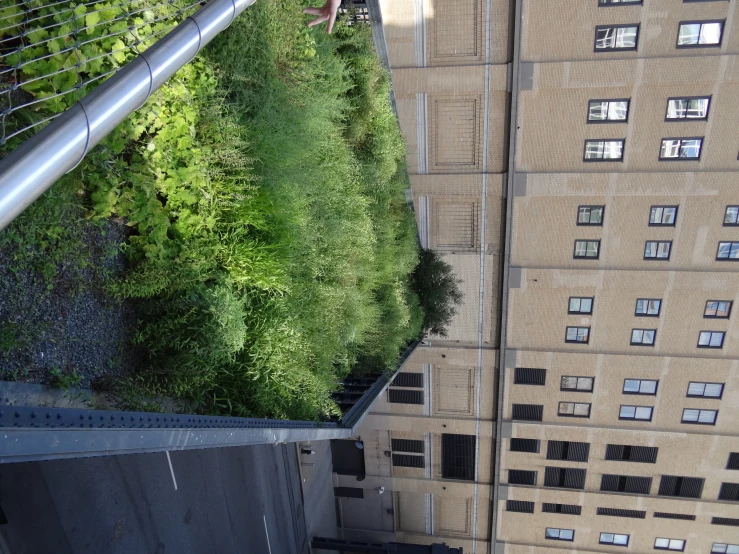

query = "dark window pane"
[[441, 434, 476, 480]]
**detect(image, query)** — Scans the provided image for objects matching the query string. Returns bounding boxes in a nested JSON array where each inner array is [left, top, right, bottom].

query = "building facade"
[[333, 1, 739, 553]]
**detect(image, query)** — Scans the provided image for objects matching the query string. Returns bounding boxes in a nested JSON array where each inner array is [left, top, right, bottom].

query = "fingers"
[[302, 7, 323, 15], [306, 14, 328, 27]]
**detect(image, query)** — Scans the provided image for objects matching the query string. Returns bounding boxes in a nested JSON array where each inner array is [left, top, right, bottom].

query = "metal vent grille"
[[605, 444, 658, 463], [542, 503, 582, 515], [547, 440, 590, 462], [391, 439, 424, 454], [441, 434, 476, 481], [596, 507, 647, 519], [658, 475, 705, 499], [510, 438, 540, 453], [392, 454, 424, 468], [506, 500, 535, 513], [388, 389, 424, 405], [600, 474, 652, 494], [393, 373, 424, 388], [718, 482, 739, 501], [508, 469, 538, 485], [653, 512, 696, 521], [712, 517, 739, 526], [544, 467, 586, 489], [511, 404, 543, 421], [514, 367, 546, 385], [728, 453, 739, 470]]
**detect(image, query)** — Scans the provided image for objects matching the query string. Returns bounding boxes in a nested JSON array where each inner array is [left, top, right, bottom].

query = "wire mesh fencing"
[[0, 0, 206, 151]]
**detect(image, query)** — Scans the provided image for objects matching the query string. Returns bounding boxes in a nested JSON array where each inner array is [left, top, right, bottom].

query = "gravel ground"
[[0, 219, 145, 388]]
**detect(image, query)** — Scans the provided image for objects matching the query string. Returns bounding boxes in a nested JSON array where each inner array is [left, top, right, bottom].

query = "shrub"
[[411, 249, 463, 337]]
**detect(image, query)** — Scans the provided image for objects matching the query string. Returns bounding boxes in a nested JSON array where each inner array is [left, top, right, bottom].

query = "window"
[[574, 240, 600, 259], [595, 25, 639, 50], [514, 367, 547, 385], [724, 206, 739, 226], [584, 139, 624, 160], [605, 444, 659, 463], [712, 544, 739, 554], [391, 439, 424, 453], [620, 405, 653, 421], [569, 297, 594, 314], [578, 205, 605, 225], [718, 482, 739, 501], [558, 402, 592, 418], [631, 329, 656, 346], [547, 441, 590, 462], [655, 538, 686, 551], [677, 21, 724, 47], [636, 299, 661, 316], [512, 404, 543, 421], [687, 382, 724, 398], [588, 100, 629, 122], [597, 507, 646, 519], [644, 241, 671, 260], [544, 467, 587, 489], [506, 500, 534, 513], [713, 518, 739, 526], [543, 503, 582, 515], [600, 474, 653, 494], [508, 469, 537, 485], [441, 434, 476, 480], [599, 0, 642, 4], [623, 378, 658, 395], [666, 97, 710, 120], [561, 376, 594, 392], [393, 373, 424, 387], [566, 326, 590, 343], [510, 438, 540, 453], [388, 389, 424, 404], [698, 331, 724, 348], [600, 533, 630, 546], [660, 138, 703, 160], [705, 300, 732, 318], [659, 475, 705, 498], [727, 452, 739, 470], [392, 453, 424, 468], [545, 528, 574, 541], [682, 408, 717, 424], [653, 512, 696, 521], [649, 206, 677, 226], [717, 242, 739, 260]]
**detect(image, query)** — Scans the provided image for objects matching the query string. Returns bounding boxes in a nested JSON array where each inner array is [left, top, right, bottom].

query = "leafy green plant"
[[49, 366, 83, 389], [410, 249, 463, 337], [0, 324, 22, 352]]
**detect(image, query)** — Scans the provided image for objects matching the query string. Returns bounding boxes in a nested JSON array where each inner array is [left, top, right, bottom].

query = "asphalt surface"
[[0, 444, 309, 554]]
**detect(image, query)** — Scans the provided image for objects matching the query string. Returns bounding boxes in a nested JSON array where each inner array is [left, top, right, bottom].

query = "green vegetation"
[[411, 249, 463, 337], [0, 0, 424, 419]]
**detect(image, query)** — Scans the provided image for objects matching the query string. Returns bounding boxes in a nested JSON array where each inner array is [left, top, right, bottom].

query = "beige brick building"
[[333, 0, 739, 553]]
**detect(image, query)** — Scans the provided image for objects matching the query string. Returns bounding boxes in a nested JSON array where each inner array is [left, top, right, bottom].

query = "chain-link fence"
[[0, 0, 205, 149]]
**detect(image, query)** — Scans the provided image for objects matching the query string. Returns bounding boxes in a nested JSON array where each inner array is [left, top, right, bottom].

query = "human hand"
[[303, 0, 342, 34]]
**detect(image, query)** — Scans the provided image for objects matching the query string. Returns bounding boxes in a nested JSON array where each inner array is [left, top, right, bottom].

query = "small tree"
[[410, 248, 463, 337]]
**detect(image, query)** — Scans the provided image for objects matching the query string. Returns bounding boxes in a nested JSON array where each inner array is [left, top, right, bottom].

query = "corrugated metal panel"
[[392, 373, 424, 388], [392, 453, 424, 468], [728, 452, 739, 470], [658, 475, 704, 498], [605, 444, 658, 463], [441, 434, 476, 481], [600, 474, 652, 494], [511, 404, 543, 421], [391, 439, 424, 454], [508, 469, 538, 485], [514, 367, 546, 385], [596, 507, 646, 519], [547, 440, 590, 462], [506, 500, 534, 513], [388, 389, 424, 405], [510, 438, 540, 453], [712, 517, 739, 526], [653, 512, 696, 521], [542, 503, 582, 515], [544, 467, 586, 489], [718, 482, 739, 501]]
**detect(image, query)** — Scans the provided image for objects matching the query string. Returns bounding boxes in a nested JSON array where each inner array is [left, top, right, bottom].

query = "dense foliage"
[[411, 249, 463, 337], [0, 0, 423, 419]]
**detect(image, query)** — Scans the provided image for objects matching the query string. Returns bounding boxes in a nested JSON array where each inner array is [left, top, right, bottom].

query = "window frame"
[[665, 96, 711, 121], [577, 205, 605, 226], [654, 538, 686, 552], [631, 328, 657, 346], [644, 240, 672, 260], [587, 99, 630, 123], [711, 544, 739, 554], [573, 239, 600, 259], [545, 528, 575, 542], [568, 296, 594, 315], [619, 405, 654, 421], [659, 137, 703, 161], [583, 139, 625, 161], [697, 330, 725, 349], [623, 378, 659, 396], [635, 298, 662, 317], [560, 376, 595, 393], [599, 533, 630, 547], [676, 20, 725, 48], [649, 205, 678, 226], [717, 241, 739, 261], [681, 408, 718, 425], [686, 381, 724, 399], [558, 401, 592, 418], [594, 24, 640, 52], [565, 326, 591, 344], [724, 206, 739, 227], [599, 0, 643, 5], [704, 300, 732, 319]]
